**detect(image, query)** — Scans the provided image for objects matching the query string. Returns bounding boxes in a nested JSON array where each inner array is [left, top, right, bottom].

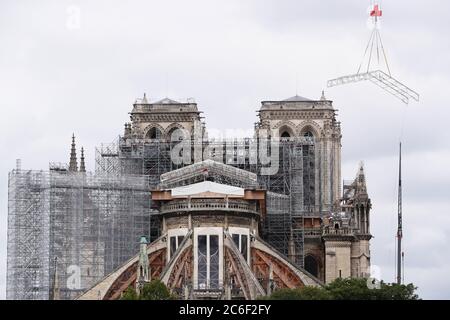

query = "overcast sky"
[[1, 0, 449, 299]]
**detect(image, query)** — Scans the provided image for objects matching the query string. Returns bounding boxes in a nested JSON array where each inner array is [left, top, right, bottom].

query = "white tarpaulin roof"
[[171, 181, 244, 197]]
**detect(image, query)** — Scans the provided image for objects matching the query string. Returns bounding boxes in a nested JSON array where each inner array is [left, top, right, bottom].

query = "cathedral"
[[7, 91, 372, 300], [76, 92, 372, 299]]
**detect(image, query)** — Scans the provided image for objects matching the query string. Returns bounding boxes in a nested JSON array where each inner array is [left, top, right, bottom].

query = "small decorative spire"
[[124, 123, 132, 137], [142, 93, 148, 104], [69, 134, 78, 172], [320, 90, 326, 101], [79, 147, 86, 173], [355, 161, 367, 194], [136, 236, 149, 295]]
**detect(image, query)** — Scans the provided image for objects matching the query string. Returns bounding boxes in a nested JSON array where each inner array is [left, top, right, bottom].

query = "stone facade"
[[255, 94, 342, 211], [78, 180, 322, 300], [126, 93, 372, 285], [125, 95, 204, 141]]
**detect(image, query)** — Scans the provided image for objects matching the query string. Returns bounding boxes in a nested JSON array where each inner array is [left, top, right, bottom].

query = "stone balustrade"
[[160, 198, 258, 214]]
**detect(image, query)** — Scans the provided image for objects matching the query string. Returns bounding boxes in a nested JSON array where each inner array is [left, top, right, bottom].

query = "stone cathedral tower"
[[123, 94, 204, 141], [255, 92, 342, 212]]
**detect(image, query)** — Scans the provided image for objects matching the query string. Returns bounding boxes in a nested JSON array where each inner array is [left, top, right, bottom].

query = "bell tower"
[[124, 94, 204, 141], [255, 92, 342, 212]]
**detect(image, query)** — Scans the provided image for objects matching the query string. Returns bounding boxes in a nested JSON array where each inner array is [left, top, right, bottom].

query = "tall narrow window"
[[209, 235, 219, 289], [241, 235, 248, 262], [177, 235, 184, 247], [231, 233, 249, 263], [170, 237, 177, 259], [198, 235, 207, 289], [232, 234, 240, 248], [305, 255, 318, 277]]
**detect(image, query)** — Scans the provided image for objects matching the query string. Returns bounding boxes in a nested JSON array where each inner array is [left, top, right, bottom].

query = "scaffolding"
[[96, 136, 317, 268], [7, 168, 151, 300], [7, 135, 319, 299], [327, 70, 419, 104], [7, 169, 50, 300], [264, 192, 290, 258]]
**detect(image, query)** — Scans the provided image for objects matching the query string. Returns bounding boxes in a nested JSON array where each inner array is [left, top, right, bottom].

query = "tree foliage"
[[266, 278, 419, 300], [140, 279, 173, 300], [265, 286, 332, 300], [120, 280, 174, 300], [121, 286, 139, 300]]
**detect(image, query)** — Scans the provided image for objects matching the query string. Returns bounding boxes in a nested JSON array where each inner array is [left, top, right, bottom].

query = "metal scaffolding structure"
[[104, 137, 316, 266], [7, 135, 318, 299], [7, 167, 151, 300], [7, 169, 50, 300], [327, 70, 419, 104]]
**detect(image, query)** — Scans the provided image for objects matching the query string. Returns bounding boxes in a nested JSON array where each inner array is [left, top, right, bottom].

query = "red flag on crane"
[[370, 4, 382, 17]]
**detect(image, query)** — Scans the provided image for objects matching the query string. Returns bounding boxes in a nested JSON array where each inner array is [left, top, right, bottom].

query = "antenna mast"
[[396, 142, 403, 284]]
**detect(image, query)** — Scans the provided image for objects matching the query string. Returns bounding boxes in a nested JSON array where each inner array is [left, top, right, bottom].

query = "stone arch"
[[272, 120, 297, 138], [297, 120, 322, 138], [102, 248, 166, 300], [165, 245, 193, 291], [143, 124, 165, 140], [164, 123, 188, 141]]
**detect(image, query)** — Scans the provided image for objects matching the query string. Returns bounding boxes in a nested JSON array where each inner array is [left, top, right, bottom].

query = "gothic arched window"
[[146, 127, 162, 140], [303, 131, 314, 138], [305, 255, 319, 278], [279, 125, 294, 139], [167, 127, 186, 141]]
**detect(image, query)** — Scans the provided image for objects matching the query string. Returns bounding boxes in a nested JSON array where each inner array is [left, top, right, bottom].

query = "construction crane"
[[327, 1, 419, 104]]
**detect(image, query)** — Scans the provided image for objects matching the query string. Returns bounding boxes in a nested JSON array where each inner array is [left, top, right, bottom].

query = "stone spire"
[[69, 134, 78, 172], [136, 236, 149, 295], [355, 162, 367, 195], [320, 90, 326, 101], [79, 147, 86, 173]]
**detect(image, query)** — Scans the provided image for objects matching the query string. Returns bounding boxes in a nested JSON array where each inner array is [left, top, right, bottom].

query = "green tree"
[[121, 286, 139, 300], [267, 286, 332, 300], [325, 278, 375, 300], [325, 278, 419, 300], [120, 280, 174, 300], [375, 282, 419, 300], [140, 279, 173, 300], [265, 278, 419, 300]]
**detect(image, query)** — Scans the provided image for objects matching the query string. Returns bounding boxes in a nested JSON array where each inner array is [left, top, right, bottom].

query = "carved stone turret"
[[79, 147, 86, 173], [136, 236, 149, 294], [69, 134, 78, 172]]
